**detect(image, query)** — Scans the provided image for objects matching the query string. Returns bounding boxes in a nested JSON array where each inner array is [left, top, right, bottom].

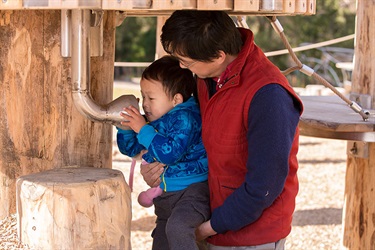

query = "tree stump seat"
[[16, 167, 131, 250]]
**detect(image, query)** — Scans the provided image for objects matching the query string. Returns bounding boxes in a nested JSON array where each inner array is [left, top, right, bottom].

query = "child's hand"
[[120, 105, 146, 133]]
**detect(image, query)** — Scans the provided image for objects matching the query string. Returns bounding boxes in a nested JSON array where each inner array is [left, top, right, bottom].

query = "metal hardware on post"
[[260, 0, 283, 11], [349, 93, 372, 110], [61, 10, 71, 58], [115, 11, 127, 27], [349, 93, 371, 121], [347, 141, 369, 159], [61, 9, 103, 58]]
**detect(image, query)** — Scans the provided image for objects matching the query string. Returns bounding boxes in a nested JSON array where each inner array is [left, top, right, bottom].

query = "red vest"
[[198, 28, 303, 246]]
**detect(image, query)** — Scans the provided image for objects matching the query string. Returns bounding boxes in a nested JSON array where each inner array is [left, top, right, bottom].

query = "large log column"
[[342, 0, 375, 248], [16, 167, 131, 249], [0, 10, 116, 218]]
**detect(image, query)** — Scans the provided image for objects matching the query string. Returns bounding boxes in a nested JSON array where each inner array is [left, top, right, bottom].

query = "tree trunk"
[[342, 0, 375, 248], [0, 10, 116, 218], [16, 167, 131, 250]]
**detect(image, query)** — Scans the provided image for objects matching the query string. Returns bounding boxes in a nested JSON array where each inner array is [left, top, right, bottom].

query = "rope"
[[265, 34, 355, 57], [266, 16, 370, 121]]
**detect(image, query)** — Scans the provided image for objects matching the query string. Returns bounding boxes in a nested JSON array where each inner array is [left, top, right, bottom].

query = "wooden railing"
[[0, 0, 316, 15]]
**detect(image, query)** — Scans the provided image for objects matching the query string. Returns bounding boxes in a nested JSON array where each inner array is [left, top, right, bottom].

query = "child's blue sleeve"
[[116, 127, 145, 157], [137, 110, 197, 165]]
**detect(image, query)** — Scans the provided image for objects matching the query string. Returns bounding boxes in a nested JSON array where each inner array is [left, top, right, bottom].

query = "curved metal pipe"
[[71, 9, 138, 127]]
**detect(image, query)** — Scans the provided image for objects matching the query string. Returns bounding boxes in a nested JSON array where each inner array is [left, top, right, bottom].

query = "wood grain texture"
[[300, 96, 375, 133], [16, 167, 131, 249], [342, 0, 375, 248], [0, 10, 116, 218]]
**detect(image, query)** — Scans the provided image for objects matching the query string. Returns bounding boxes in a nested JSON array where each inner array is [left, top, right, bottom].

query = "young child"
[[116, 56, 210, 250]]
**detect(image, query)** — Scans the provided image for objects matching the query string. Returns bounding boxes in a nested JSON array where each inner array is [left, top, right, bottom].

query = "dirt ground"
[[113, 135, 347, 250], [0, 134, 347, 250]]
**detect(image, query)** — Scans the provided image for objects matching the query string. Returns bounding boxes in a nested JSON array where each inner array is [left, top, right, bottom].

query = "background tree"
[[115, 17, 156, 62], [114, 0, 356, 86], [246, 0, 356, 87]]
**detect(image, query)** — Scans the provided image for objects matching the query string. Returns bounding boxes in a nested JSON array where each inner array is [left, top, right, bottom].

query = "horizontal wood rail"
[[299, 96, 375, 142], [0, 0, 316, 15]]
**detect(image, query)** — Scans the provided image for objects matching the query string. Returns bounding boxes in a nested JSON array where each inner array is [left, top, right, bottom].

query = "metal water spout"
[[70, 9, 138, 128]]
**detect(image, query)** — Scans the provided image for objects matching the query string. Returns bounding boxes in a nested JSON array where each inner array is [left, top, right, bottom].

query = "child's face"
[[140, 78, 175, 122]]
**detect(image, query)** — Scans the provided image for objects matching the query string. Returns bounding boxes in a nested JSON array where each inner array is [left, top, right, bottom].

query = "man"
[[142, 10, 303, 250]]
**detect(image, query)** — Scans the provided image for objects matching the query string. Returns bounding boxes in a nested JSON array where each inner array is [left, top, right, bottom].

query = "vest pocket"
[[210, 174, 243, 209]]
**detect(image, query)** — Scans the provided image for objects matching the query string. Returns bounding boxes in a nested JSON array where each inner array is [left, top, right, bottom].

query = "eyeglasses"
[[179, 60, 199, 69]]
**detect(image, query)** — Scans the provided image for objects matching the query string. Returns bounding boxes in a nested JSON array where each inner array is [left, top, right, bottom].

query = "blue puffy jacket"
[[117, 97, 208, 192]]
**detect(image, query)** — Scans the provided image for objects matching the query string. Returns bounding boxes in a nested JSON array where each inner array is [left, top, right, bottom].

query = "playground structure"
[[1, 0, 375, 249]]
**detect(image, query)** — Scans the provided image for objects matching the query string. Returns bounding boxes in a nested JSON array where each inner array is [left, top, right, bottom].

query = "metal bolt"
[[350, 142, 358, 155]]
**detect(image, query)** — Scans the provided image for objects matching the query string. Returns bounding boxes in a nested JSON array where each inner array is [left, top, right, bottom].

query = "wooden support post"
[[0, 10, 116, 218], [342, 0, 375, 248], [16, 167, 131, 249], [155, 16, 168, 60]]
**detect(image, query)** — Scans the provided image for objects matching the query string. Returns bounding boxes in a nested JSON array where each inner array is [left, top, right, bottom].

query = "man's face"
[[173, 54, 225, 79]]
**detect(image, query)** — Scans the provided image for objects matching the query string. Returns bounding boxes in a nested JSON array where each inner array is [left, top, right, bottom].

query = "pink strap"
[[129, 158, 137, 192]]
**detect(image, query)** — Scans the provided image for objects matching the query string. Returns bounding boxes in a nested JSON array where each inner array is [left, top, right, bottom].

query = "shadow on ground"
[[132, 216, 156, 231], [293, 207, 342, 226]]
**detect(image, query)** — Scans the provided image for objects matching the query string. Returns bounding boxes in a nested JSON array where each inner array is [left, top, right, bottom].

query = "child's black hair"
[[142, 56, 196, 102]]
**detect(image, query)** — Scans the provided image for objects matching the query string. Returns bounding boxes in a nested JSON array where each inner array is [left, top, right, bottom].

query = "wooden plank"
[[294, 0, 307, 14], [23, 0, 101, 9], [300, 96, 375, 133], [153, 0, 197, 10], [197, 0, 233, 10], [0, 0, 22, 9], [102, 0, 133, 10], [306, 0, 316, 15], [283, 0, 295, 14], [234, 0, 259, 12], [0, 0, 316, 15]]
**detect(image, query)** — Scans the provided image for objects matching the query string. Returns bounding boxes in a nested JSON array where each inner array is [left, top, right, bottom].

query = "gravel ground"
[[0, 135, 347, 249]]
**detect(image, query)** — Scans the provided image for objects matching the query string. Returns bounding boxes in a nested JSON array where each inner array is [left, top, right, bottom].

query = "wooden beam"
[[342, 0, 375, 248], [0, 0, 317, 16]]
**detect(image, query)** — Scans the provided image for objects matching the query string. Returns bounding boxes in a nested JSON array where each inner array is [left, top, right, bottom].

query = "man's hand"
[[196, 220, 217, 241], [140, 162, 165, 187]]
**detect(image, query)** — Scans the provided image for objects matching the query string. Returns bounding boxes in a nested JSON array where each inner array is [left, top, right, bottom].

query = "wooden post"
[[155, 16, 168, 60], [0, 10, 116, 218], [342, 0, 375, 248], [16, 167, 131, 249]]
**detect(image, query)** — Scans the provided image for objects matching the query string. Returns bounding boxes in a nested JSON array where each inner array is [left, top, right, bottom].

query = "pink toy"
[[129, 158, 163, 207], [138, 186, 163, 207]]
